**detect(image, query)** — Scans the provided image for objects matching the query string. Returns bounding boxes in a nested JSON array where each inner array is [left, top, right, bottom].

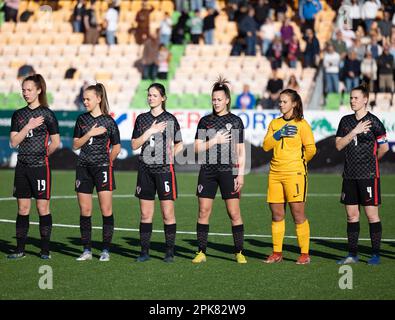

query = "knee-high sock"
[[272, 220, 285, 253], [164, 223, 176, 254], [369, 221, 382, 256], [140, 222, 152, 255], [39, 214, 52, 255], [80, 216, 92, 251], [102, 215, 114, 251], [296, 219, 310, 254], [232, 224, 244, 253], [16, 214, 29, 253], [197, 223, 209, 253], [347, 221, 360, 256]]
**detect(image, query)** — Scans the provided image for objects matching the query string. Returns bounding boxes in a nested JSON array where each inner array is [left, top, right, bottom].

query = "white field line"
[[0, 193, 394, 202], [0, 219, 394, 242]]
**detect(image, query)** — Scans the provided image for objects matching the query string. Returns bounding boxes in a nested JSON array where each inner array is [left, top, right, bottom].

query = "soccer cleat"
[[263, 252, 283, 264], [336, 254, 359, 265], [296, 253, 311, 265], [235, 251, 247, 264], [76, 250, 92, 261], [40, 254, 51, 260], [7, 252, 26, 260], [192, 251, 207, 264], [136, 253, 150, 262], [99, 250, 110, 262], [367, 254, 380, 265], [163, 251, 174, 263]]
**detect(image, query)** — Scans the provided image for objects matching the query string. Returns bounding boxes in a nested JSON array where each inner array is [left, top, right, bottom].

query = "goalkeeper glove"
[[273, 124, 298, 141]]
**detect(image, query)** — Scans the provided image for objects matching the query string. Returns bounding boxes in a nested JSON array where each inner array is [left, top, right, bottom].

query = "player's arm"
[[174, 141, 183, 156], [73, 123, 107, 150], [48, 134, 60, 156], [234, 142, 245, 193], [262, 121, 275, 151], [110, 143, 121, 161], [377, 142, 389, 160], [335, 120, 371, 151], [131, 120, 166, 150], [10, 116, 44, 148], [301, 122, 316, 162]]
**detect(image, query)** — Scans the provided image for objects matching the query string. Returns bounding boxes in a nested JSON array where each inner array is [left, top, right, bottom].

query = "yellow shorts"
[[267, 173, 307, 203]]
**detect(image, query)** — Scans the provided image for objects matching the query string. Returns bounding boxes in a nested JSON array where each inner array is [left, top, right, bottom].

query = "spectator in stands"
[[303, 28, 320, 68], [349, 0, 362, 32], [159, 12, 172, 46], [280, 17, 294, 47], [378, 11, 392, 45], [83, 0, 100, 45], [267, 36, 283, 69], [188, 10, 203, 44], [72, 0, 86, 33], [377, 44, 394, 92], [171, 10, 189, 44], [157, 44, 171, 80], [361, 51, 378, 92], [343, 50, 361, 92], [238, 6, 258, 56], [235, 84, 256, 110], [339, 24, 357, 49], [299, 0, 322, 33], [3, 0, 19, 22], [191, 0, 203, 11], [259, 16, 277, 56], [203, 7, 219, 44], [204, 0, 217, 9], [230, 34, 247, 56], [273, 0, 287, 23], [17, 65, 35, 81], [135, 1, 154, 45], [287, 34, 300, 68], [330, 29, 348, 66], [65, 68, 77, 79], [75, 80, 90, 111], [323, 43, 341, 94], [254, 0, 270, 28], [353, 36, 366, 61], [264, 68, 284, 107], [361, 0, 380, 32], [141, 33, 159, 80], [104, 1, 119, 45], [366, 33, 383, 59], [286, 75, 300, 92]]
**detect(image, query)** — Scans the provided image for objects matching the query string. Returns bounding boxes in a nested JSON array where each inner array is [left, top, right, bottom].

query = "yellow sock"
[[296, 219, 310, 254], [272, 220, 285, 253]]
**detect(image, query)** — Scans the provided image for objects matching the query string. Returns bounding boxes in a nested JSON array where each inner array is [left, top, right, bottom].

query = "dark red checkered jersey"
[[336, 112, 387, 179], [73, 113, 120, 167], [10, 106, 59, 167], [195, 112, 244, 172], [132, 111, 182, 173]]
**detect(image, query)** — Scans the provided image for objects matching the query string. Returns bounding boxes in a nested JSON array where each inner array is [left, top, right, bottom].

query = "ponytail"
[[22, 74, 48, 107]]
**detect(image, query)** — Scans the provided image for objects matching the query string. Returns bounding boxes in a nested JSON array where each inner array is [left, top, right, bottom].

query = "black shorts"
[[13, 163, 51, 200], [341, 178, 381, 206], [75, 165, 116, 194], [135, 168, 177, 201], [196, 169, 240, 200]]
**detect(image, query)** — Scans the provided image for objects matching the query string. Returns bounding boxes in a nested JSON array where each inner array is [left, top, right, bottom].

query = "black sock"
[[39, 214, 52, 255], [16, 214, 29, 253], [232, 224, 244, 253], [80, 216, 92, 251], [102, 215, 114, 251], [369, 221, 382, 255], [197, 223, 209, 253], [140, 223, 152, 255], [164, 223, 176, 255], [347, 222, 360, 256]]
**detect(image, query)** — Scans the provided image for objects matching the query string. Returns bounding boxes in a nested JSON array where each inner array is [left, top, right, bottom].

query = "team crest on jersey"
[[136, 186, 141, 194], [197, 184, 203, 193], [75, 180, 81, 188], [225, 123, 233, 131]]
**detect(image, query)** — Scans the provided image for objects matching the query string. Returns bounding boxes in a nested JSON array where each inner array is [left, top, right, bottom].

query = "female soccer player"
[[335, 84, 388, 265], [131, 83, 183, 263], [8, 74, 60, 260], [73, 83, 120, 262], [263, 89, 316, 265], [192, 77, 247, 264]]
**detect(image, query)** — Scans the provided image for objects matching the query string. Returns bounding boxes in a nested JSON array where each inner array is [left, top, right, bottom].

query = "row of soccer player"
[[7, 74, 388, 265]]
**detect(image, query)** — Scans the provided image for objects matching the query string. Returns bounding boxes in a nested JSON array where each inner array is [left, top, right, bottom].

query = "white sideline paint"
[[0, 193, 394, 202], [0, 219, 394, 242]]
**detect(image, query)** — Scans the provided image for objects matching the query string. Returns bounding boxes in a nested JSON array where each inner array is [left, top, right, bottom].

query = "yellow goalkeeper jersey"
[[263, 117, 316, 174]]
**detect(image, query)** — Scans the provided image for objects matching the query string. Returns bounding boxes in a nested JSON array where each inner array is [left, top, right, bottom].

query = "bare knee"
[[18, 205, 30, 215], [198, 206, 212, 223], [36, 201, 49, 215], [79, 203, 92, 216]]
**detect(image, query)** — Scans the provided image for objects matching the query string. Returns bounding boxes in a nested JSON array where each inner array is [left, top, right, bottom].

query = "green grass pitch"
[[0, 170, 394, 300]]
